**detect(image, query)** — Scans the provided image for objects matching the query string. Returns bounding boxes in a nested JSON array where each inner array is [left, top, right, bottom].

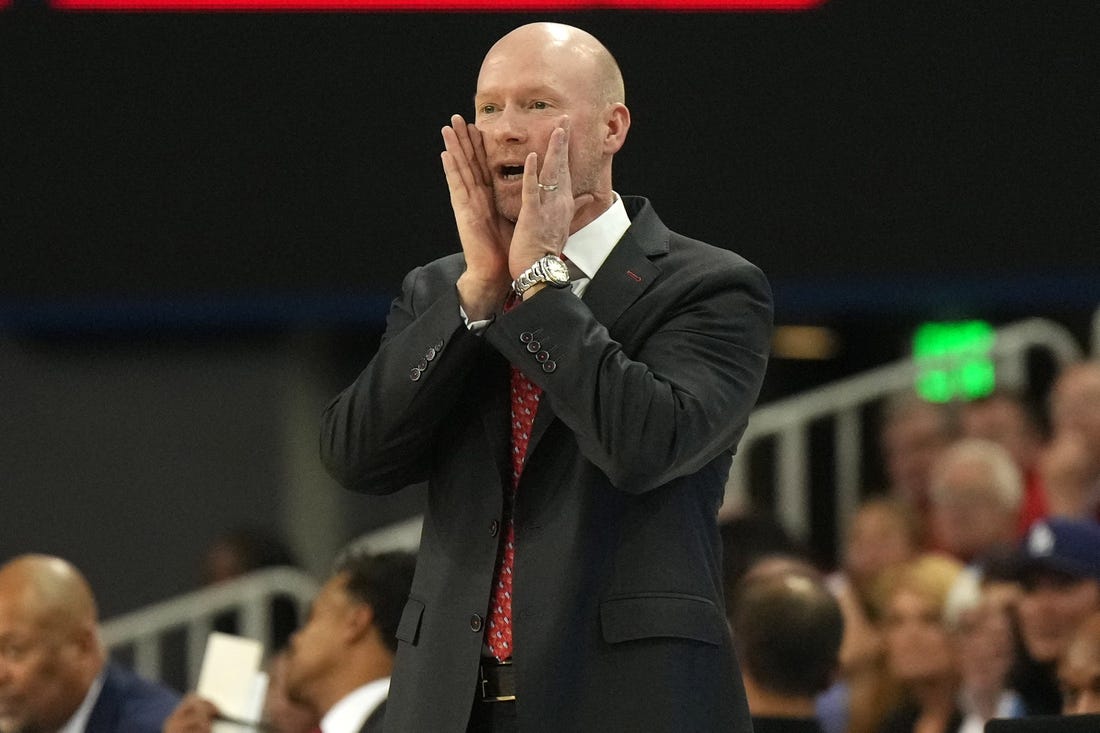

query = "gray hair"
[[930, 437, 1023, 510]]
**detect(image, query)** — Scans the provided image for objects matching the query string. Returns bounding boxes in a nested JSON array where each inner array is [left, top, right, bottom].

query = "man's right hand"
[[162, 694, 219, 733], [441, 114, 513, 320]]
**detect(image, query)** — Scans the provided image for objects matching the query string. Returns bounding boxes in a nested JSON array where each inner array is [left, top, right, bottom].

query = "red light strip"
[[51, 0, 824, 11]]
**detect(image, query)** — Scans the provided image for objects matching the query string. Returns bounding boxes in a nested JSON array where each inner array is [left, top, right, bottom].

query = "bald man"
[[0, 554, 179, 733], [321, 21, 771, 733]]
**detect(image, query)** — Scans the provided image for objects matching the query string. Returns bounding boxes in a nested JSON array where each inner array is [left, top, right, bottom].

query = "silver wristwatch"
[[511, 254, 572, 296]]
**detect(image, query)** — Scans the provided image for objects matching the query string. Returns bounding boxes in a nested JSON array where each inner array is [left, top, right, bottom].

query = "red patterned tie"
[[486, 295, 542, 661]]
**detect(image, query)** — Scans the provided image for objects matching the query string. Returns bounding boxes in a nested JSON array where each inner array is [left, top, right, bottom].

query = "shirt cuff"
[[459, 305, 493, 333]]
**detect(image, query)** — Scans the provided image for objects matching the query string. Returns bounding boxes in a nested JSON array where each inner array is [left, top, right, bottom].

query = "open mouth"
[[499, 165, 524, 182]]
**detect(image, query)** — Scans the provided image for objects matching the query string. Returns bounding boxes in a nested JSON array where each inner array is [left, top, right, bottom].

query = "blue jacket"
[[85, 661, 180, 733]]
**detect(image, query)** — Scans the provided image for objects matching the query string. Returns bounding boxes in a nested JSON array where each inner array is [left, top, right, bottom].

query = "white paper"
[[196, 632, 266, 724]]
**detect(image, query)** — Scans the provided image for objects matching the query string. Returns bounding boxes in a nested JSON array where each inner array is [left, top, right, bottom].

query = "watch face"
[[543, 256, 571, 285]]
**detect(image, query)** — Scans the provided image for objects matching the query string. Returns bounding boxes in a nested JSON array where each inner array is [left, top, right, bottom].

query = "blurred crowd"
[[725, 358, 1100, 733]]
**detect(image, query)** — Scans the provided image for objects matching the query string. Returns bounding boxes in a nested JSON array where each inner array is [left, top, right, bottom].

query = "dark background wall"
[[1, 0, 1097, 620]]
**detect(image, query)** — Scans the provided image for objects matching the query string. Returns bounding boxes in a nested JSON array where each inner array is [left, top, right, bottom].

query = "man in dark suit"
[[320, 21, 772, 733], [164, 550, 415, 733], [0, 554, 179, 733]]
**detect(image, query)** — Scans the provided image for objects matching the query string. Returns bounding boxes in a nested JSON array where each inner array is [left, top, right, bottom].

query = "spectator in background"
[[200, 526, 298, 586], [824, 497, 919, 733], [833, 497, 922, 607], [165, 550, 416, 733], [927, 439, 1022, 565], [876, 553, 965, 733], [1058, 611, 1100, 715], [1042, 361, 1100, 520], [0, 554, 179, 732], [943, 569, 1024, 732], [879, 393, 957, 532], [730, 566, 844, 733], [1011, 518, 1100, 715], [200, 525, 301, 651], [959, 388, 1049, 533]]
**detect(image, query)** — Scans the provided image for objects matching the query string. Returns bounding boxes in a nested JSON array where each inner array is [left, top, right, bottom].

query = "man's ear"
[[345, 603, 376, 643], [603, 103, 631, 154], [64, 621, 101, 664]]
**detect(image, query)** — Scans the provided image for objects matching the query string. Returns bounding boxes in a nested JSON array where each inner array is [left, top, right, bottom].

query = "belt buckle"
[[478, 660, 516, 702]]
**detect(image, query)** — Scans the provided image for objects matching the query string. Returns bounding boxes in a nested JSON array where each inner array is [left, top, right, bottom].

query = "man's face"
[[930, 461, 1016, 561], [845, 505, 914, 587], [1051, 368, 1100, 477], [1016, 573, 1100, 663], [0, 597, 86, 733], [473, 33, 609, 224], [283, 574, 356, 708], [954, 597, 1016, 696], [882, 407, 950, 505]]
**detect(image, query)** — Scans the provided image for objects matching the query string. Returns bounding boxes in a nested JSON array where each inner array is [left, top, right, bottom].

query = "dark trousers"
[[467, 698, 518, 733]]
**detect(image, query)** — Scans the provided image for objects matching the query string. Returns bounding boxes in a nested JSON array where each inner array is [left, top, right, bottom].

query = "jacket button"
[[409, 367, 422, 381], [425, 347, 437, 361], [541, 360, 557, 373], [434, 338, 445, 350], [490, 519, 500, 537], [519, 332, 533, 344], [470, 614, 483, 632], [417, 359, 428, 371], [535, 350, 549, 363], [526, 341, 541, 353]]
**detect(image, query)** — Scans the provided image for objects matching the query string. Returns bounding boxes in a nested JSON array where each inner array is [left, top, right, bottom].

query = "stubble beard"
[[491, 151, 602, 226]]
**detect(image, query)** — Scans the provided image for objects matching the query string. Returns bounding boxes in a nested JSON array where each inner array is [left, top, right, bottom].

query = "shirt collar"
[[320, 677, 390, 733], [561, 193, 631, 281], [58, 668, 105, 733]]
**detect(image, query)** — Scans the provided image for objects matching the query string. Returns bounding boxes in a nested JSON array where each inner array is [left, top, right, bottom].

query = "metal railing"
[[723, 317, 1085, 544], [101, 566, 318, 690]]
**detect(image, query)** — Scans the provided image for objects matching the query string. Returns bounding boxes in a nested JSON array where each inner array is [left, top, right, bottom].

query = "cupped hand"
[[508, 118, 593, 279], [441, 115, 513, 316]]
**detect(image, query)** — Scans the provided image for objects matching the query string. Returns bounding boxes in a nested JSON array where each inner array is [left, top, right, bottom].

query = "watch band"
[[512, 255, 571, 295]]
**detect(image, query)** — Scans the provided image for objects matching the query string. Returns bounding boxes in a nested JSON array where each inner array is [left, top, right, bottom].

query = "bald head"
[[0, 555, 105, 732], [472, 22, 631, 230], [0, 555, 99, 635], [482, 23, 625, 107]]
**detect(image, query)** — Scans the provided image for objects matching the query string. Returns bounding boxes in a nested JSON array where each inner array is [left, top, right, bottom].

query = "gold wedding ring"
[[537, 183, 559, 192]]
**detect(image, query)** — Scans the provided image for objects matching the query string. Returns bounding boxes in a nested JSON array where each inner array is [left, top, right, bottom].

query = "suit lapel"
[[581, 231, 661, 333]]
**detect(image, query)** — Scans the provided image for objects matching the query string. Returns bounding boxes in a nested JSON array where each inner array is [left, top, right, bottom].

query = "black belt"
[[477, 659, 516, 702]]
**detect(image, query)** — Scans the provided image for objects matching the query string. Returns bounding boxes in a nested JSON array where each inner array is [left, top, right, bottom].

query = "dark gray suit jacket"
[[321, 197, 772, 732]]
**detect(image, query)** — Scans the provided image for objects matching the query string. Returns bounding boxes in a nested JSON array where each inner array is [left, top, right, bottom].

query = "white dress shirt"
[[461, 193, 631, 329], [320, 677, 390, 733], [58, 670, 105, 733]]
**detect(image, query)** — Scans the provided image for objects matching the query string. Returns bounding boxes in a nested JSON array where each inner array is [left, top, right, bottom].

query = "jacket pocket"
[[600, 593, 725, 646], [395, 597, 425, 646]]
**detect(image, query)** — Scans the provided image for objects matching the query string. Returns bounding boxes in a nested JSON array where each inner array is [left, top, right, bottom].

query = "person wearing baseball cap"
[[1011, 518, 1100, 715]]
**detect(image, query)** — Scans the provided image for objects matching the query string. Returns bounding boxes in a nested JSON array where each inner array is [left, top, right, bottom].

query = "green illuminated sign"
[[913, 321, 996, 402]]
